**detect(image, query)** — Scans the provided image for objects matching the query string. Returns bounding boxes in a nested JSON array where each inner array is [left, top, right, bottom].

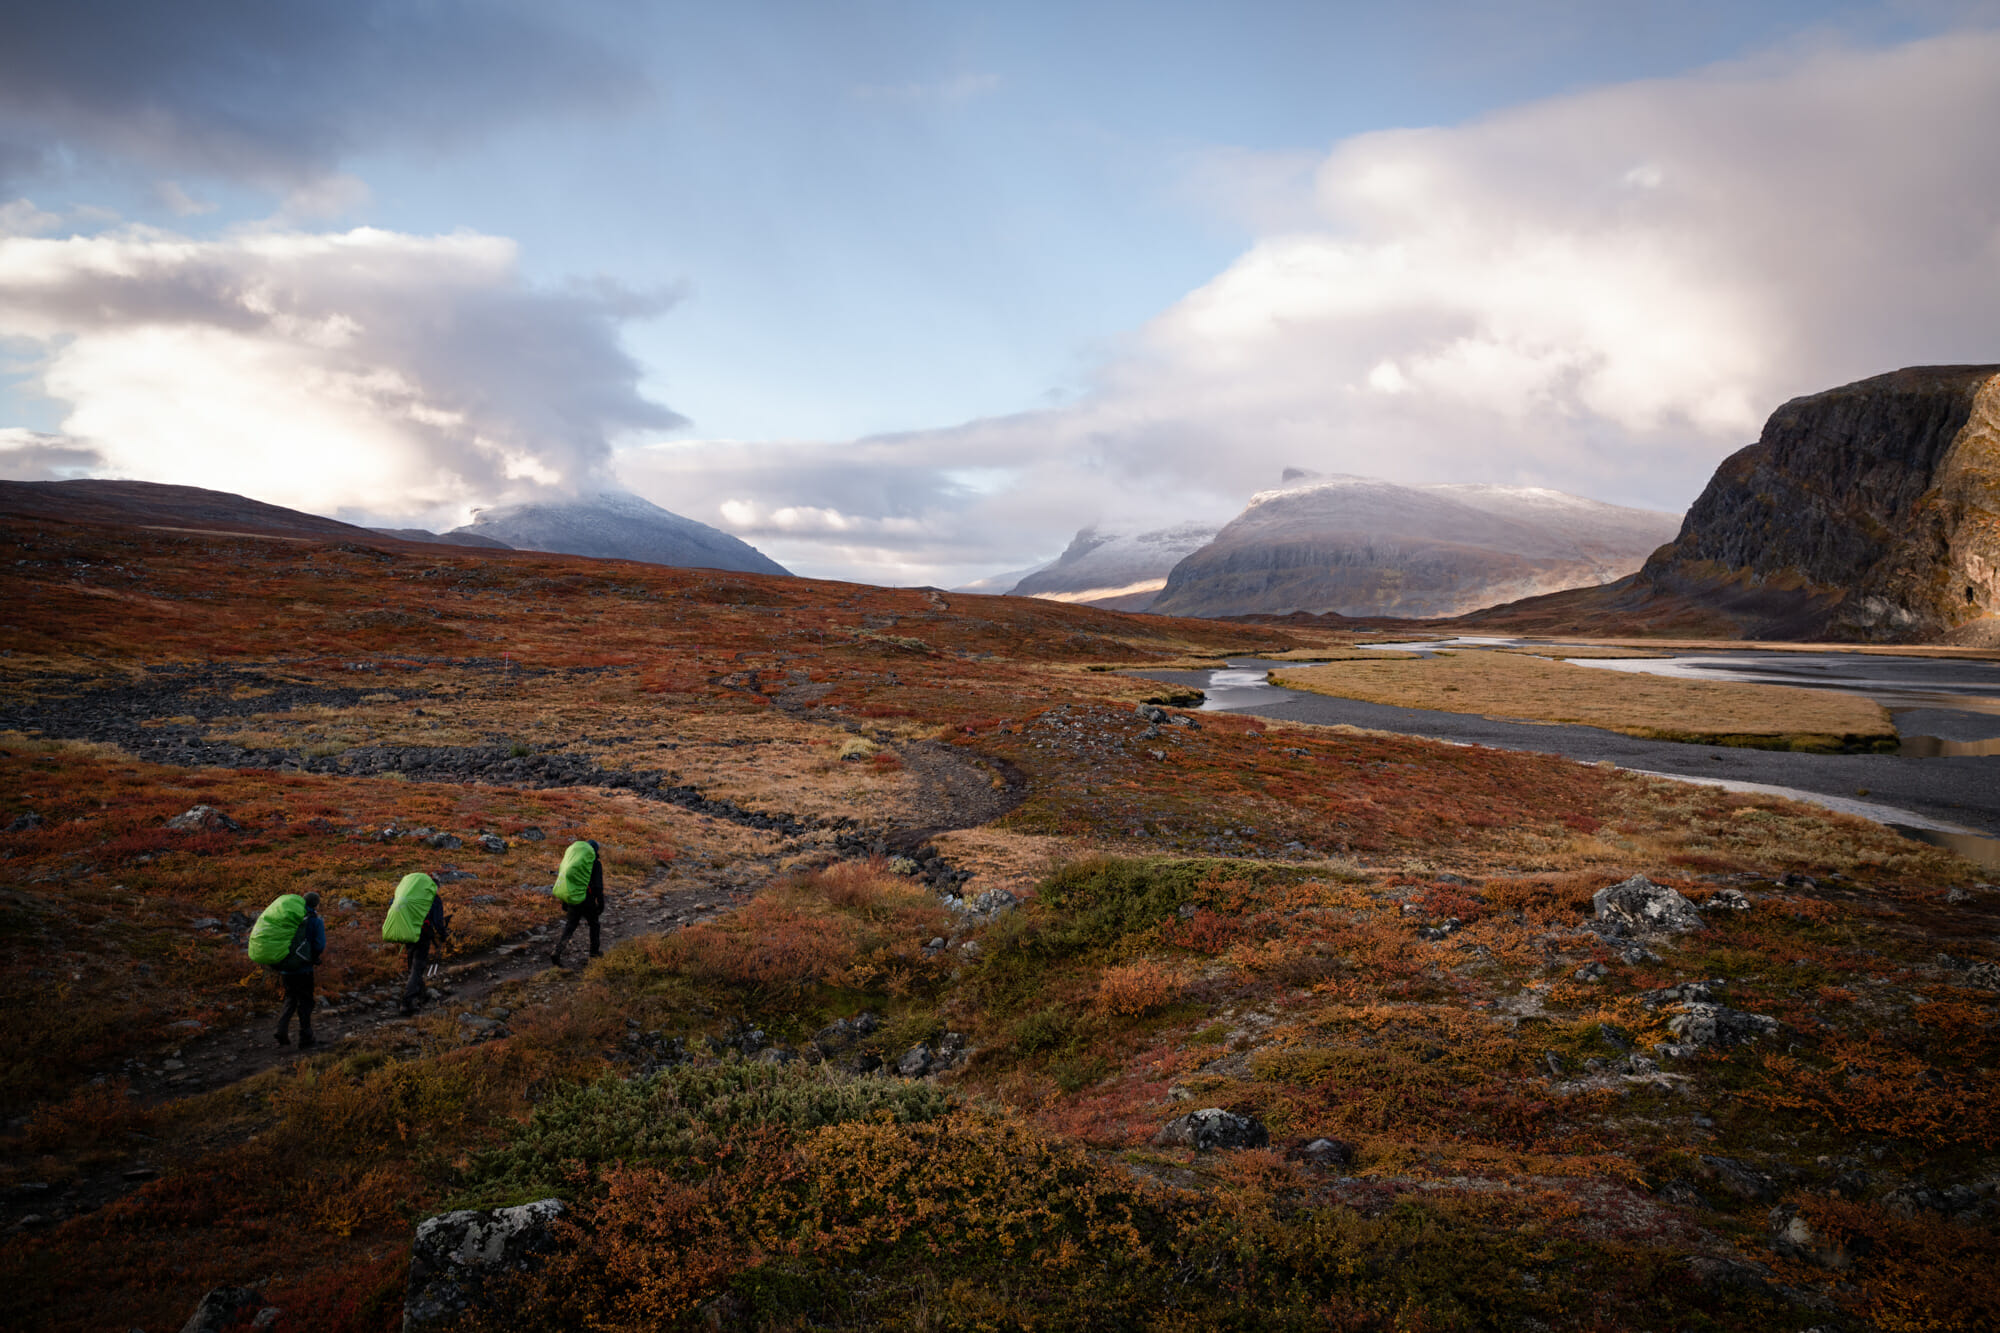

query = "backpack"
[[247, 894, 307, 968], [552, 841, 595, 906], [383, 873, 439, 944]]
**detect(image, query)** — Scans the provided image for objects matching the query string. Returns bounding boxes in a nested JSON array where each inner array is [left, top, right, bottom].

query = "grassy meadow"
[[1275, 650, 1897, 750], [0, 518, 1995, 1331]]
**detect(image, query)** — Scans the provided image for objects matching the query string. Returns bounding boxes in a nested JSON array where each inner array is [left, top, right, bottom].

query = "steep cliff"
[[1634, 365, 2000, 640], [1149, 476, 1679, 620]]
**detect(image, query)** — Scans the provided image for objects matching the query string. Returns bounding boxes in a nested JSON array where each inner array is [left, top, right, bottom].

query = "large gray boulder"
[[404, 1199, 564, 1330], [1662, 1003, 1781, 1055], [1153, 1107, 1269, 1152], [1593, 875, 1705, 936]]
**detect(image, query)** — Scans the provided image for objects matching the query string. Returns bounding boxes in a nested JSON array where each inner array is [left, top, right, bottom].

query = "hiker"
[[248, 890, 325, 1047], [549, 838, 604, 965], [383, 872, 450, 1017], [275, 890, 327, 1046]]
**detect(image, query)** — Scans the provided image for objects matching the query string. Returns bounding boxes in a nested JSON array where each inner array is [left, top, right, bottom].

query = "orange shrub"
[[1092, 959, 1187, 1017]]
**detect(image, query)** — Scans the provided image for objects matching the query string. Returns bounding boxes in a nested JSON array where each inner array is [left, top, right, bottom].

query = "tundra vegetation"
[[1274, 651, 1898, 751], [0, 521, 1995, 1331]]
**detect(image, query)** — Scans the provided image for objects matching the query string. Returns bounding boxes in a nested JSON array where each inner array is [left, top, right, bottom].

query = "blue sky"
[[4, 1, 1999, 582]]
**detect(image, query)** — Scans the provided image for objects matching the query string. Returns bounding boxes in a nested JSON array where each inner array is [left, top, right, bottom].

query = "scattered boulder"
[[1661, 1003, 1780, 1055], [1881, 1181, 1991, 1223], [1575, 961, 1608, 982], [405, 1199, 564, 1329], [1656, 1180, 1709, 1209], [475, 833, 507, 854], [1704, 888, 1752, 912], [1153, 1107, 1270, 1152], [1593, 875, 1704, 935], [427, 832, 463, 851], [3, 811, 40, 833], [1135, 702, 1169, 724], [166, 804, 242, 833], [519, 827, 546, 842], [1936, 953, 2000, 992], [1697, 1154, 1779, 1204], [178, 1286, 265, 1333], [1769, 1203, 1851, 1270], [895, 1044, 933, 1077], [812, 1012, 881, 1057], [1298, 1137, 1354, 1167]]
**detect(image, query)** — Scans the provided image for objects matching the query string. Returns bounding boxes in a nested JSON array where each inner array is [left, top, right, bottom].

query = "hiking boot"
[[547, 951, 562, 965], [399, 1001, 415, 1018], [588, 949, 602, 958], [299, 1036, 318, 1049], [275, 1032, 291, 1046]]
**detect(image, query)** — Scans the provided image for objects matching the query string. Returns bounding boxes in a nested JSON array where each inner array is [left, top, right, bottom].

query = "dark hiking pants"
[[402, 938, 432, 1012], [555, 903, 601, 959], [277, 968, 315, 1043]]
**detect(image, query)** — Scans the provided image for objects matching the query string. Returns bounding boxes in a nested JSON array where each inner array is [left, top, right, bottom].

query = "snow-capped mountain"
[[1008, 522, 1221, 611], [451, 490, 790, 577], [1150, 473, 1680, 619]]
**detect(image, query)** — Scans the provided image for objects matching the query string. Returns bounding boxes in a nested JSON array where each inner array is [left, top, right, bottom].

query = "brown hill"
[[0, 478, 506, 549]]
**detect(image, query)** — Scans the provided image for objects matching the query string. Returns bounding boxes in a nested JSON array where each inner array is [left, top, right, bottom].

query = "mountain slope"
[[1009, 523, 1220, 611], [0, 478, 509, 549], [1150, 474, 1680, 619], [452, 490, 790, 576]]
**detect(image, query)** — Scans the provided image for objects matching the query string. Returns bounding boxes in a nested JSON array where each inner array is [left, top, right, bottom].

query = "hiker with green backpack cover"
[[549, 838, 605, 965], [247, 891, 325, 1047], [383, 872, 450, 1017]]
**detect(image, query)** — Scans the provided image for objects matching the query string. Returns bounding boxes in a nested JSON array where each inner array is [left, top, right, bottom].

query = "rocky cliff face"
[[1008, 523, 1220, 611], [1635, 365, 2000, 640], [1149, 476, 1680, 620], [452, 490, 790, 577]]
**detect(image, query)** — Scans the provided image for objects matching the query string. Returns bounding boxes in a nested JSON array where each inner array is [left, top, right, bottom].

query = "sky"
[[2, 0, 1999, 585]]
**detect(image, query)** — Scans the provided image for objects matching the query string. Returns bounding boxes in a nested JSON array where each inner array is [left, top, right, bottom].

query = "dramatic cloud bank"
[[626, 31, 2000, 584], [0, 0, 645, 189], [0, 225, 682, 522]]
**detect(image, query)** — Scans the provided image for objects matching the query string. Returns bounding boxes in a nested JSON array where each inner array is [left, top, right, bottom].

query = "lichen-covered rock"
[[179, 1287, 265, 1333], [1660, 1002, 1780, 1055], [1593, 875, 1705, 935], [404, 1199, 563, 1330], [1697, 1154, 1778, 1204], [1768, 1204, 1851, 1270], [166, 804, 242, 833], [1153, 1107, 1269, 1152]]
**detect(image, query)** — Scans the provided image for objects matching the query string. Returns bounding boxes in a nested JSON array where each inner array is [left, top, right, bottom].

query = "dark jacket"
[[419, 894, 449, 948], [279, 910, 326, 972], [584, 840, 605, 914]]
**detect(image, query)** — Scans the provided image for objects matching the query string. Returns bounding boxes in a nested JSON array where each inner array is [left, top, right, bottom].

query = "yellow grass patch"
[[1273, 650, 1892, 748]]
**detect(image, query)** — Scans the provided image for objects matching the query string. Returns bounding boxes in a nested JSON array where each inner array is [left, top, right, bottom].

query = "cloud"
[[631, 29, 2000, 586], [0, 427, 104, 481], [0, 0, 647, 189], [0, 223, 683, 524]]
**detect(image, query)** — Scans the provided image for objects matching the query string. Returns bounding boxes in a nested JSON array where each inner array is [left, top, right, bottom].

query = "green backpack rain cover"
[[383, 873, 438, 944], [247, 894, 307, 967], [552, 840, 595, 905]]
